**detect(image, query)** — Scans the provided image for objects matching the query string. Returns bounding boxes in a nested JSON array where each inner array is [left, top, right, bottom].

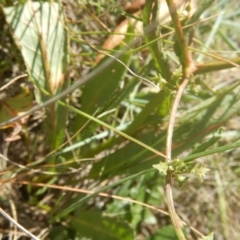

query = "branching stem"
[[164, 1, 196, 239]]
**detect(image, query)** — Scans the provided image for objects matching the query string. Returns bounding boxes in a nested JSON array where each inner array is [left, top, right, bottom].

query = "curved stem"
[[164, 1, 196, 239]]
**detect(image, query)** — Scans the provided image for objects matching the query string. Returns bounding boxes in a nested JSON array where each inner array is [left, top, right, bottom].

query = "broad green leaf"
[[4, 2, 68, 96], [70, 209, 133, 240], [4, 2, 68, 150]]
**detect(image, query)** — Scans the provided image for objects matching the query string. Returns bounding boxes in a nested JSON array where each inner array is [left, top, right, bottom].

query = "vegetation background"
[[0, 0, 240, 239]]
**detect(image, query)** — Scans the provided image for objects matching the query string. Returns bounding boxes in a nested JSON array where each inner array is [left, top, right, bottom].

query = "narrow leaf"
[[143, 0, 171, 80], [190, 128, 223, 155]]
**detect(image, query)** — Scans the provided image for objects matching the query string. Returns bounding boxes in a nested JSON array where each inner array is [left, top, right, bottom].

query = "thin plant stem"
[[166, 183, 186, 239], [11, 180, 205, 238], [166, 77, 190, 161], [166, 0, 192, 77], [0, 207, 40, 240], [164, 1, 196, 239]]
